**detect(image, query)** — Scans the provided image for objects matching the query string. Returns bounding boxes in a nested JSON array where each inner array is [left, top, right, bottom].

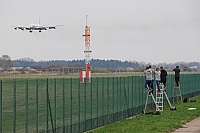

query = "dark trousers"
[[145, 80, 152, 90], [175, 77, 179, 86], [161, 78, 166, 87], [156, 80, 160, 91]]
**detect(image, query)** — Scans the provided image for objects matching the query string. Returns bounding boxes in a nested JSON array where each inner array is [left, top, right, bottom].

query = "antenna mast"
[[86, 15, 88, 26], [83, 15, 91, 71], [79, 15, 92, 83]]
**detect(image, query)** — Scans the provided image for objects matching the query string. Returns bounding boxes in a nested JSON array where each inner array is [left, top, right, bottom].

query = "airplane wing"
[[13, 26, 31, 31], [46, 25, 64, 29]]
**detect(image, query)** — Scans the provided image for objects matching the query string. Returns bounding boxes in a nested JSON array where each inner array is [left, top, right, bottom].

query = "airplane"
[[13, 18, 63, 32], [13, 24, 63, 32]]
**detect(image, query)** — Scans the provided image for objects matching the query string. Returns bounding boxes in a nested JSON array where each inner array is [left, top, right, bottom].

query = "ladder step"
[[156, 84, 164, 112], [173, 85, 183, 103], [174, 94, 181, 96], [174, 95, 182, 97], [174, 87, 180, 88]]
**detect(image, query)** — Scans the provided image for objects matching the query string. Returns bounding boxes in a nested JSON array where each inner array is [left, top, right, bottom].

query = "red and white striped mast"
[[83, 15, 92, 72], [79, 15, 92, 82]]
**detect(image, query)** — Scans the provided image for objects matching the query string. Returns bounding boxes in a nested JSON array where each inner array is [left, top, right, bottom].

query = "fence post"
[[46, 78, 54, 133], [26, 79, 29, 133], [131, 76, 134, 116], [96, 77, 99, 127], [127, 77, 130, 116], [13, 79, 16, 133], [0, 80, 2, 133], [107, 77, 109, 123], [112, 77, 114, 123], [90, 78, 93, 129], [36, 79, 39, 133], [102, 77, 104, 125], [119, 77, 122, 119], [116, 77, 119, 119], [54, 79, 57, 132], [46, 78, 49, 132], [84, 77, 86, 131], [78, 78, 80, 132], [134, 76, 137, 111], [70, 78, 72, 133], [124, 77, 128, 117], [62, 78, 65, 132]]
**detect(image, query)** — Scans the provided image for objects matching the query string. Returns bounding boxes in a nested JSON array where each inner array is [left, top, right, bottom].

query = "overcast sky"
[[0, 0, 200, 64]]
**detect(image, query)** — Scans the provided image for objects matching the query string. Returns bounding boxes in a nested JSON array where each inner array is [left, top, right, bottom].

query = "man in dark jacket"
[[173, 66, 180, 87], [160, 66, 167, 89]]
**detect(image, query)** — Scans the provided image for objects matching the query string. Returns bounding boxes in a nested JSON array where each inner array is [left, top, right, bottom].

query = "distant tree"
[[46, 64, 61, 69], [0, 55, 12, 70], [31, 65, 42, 70], [10, 59, 200, 71], [67, 63, 82, 67], [180, 64, 191, 72]]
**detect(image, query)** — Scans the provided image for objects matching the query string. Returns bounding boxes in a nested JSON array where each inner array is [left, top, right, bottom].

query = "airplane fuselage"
[[30, 24, 47, 31]]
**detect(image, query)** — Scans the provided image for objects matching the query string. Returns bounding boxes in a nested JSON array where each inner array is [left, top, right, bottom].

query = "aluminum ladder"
[[156, 83, 163, 111], [143, 87, 161, 114], [173, 84, 183, 103]]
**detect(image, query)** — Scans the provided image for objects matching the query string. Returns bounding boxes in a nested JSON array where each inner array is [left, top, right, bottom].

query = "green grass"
[[86, 96, 200, 133], [0, 72, 144, 79], [1, 71, 200, 79]]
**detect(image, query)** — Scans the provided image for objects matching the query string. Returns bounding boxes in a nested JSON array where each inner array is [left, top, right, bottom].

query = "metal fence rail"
[[0, 74, 200, 133]]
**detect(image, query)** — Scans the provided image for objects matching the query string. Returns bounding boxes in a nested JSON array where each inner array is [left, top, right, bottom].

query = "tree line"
[[11, 59, 140, 70], [0, 55, 199, 72]]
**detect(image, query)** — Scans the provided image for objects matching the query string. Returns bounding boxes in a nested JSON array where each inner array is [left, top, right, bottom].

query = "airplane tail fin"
[[39, 15, 40, 25]]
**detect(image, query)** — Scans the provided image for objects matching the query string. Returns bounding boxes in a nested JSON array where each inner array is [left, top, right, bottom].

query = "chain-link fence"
[[0, 74, 200, 133]]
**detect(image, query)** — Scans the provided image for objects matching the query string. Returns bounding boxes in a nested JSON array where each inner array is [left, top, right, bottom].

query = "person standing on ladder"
[[149, 65, 155, 91], [173, 66, 180, 87], [160, 66, 167, 91], [144, 66, 153, 94], [155, 67, 161, 94]]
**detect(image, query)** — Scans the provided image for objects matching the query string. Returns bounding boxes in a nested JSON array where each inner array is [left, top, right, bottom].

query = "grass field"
[[86, 96, 200, 133], [0, 72, 144, 79], [1, 71, 200, 79]]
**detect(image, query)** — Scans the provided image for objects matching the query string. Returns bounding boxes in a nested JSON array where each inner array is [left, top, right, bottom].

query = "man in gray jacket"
[[144, 66, 153, 94]]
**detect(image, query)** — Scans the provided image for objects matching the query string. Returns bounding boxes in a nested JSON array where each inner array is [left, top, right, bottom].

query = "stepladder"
[[156, 83, 177, 111], [160, 83, 177, 110], [173, 84, 183, 103], [156, 83, 163, 111], [143, 87, 161, 115]]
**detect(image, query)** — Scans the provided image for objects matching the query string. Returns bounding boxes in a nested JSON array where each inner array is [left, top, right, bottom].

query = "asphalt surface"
[[171, 117, 200, 133]]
